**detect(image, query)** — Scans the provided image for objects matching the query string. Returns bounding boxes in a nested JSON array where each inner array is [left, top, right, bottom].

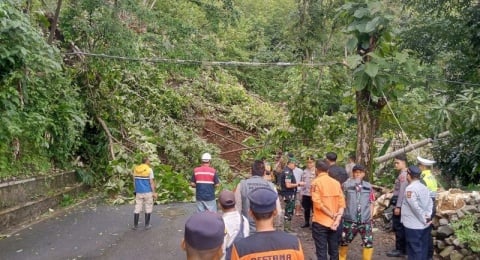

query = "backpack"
[[225, 214, 246, 260]]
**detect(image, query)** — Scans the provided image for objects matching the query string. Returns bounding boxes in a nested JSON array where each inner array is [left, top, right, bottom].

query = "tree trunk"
[[47, 0, 62, 44], [356, 89, 382, 182]]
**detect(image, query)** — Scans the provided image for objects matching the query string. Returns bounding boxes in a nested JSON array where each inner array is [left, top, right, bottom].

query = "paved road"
[[0, 200, 195, 260]]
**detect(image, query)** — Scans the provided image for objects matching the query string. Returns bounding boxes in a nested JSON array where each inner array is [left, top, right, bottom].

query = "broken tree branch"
[[203, 128, 249, 148], [205, 118, 256, 137], [220, 146, 263, 155], [96, 116, 115, 160], [374, 131, 450, 163]]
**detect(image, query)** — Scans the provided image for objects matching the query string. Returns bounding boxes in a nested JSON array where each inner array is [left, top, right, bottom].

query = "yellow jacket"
[[421, 170, 438, 193]]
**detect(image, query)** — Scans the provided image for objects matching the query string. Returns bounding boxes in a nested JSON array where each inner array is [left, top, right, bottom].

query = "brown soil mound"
[[201, 118, 256, 177]]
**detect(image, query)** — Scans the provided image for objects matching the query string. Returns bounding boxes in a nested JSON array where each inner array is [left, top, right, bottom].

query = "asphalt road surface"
[[0, 200, 195, 260]]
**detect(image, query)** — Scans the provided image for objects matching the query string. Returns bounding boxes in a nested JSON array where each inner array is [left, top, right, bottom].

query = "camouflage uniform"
[[341, 179, 375, 248]]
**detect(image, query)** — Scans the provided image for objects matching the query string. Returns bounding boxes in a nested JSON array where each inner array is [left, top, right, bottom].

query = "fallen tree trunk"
[[374, 131, 449, 163]]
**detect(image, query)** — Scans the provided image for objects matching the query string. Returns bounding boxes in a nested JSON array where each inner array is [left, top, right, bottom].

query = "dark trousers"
[[284, 194, 295, 221], [337, 218, 343, 244], [301, 195, 312, 224], [405, 227, 429, 260], [427, 198, 436, 258], [312, 222, 339, 260], [392, 214, 406, 253]]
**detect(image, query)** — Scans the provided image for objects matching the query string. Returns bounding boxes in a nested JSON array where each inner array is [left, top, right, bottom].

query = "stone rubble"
[[374, 188, 480, 259]]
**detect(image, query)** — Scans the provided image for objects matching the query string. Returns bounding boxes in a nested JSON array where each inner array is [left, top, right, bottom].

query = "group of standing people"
[[387, 154, 438, 260], [132, 150, 438, 260], [186, 153, 302, 260]]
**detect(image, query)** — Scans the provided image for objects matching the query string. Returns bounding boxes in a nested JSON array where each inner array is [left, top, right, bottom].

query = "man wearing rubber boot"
[[311, 160, 345, 260], [132, 157, 157, 230], [339, 164, 374, 260], [386, 154, 408, 257], [279, 158, 304, 232]]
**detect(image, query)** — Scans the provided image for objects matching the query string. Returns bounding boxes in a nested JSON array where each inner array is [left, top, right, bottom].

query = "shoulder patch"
[[406, 191, 412, 198]]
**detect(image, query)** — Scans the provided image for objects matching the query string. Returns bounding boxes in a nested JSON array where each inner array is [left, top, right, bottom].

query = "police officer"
[[387, 154, 408, 257], [418, 156, 438, 260], [401, 166, 433, 260]]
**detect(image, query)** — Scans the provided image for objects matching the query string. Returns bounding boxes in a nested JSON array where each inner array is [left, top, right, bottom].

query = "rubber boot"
[[339, 245, 348, 260], [132, 213, 139, 230], [362, 247, 374, 260], [145, 213, 152, 229]]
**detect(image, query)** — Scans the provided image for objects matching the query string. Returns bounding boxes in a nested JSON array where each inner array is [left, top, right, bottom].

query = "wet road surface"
[[0, 201, 195, 260]]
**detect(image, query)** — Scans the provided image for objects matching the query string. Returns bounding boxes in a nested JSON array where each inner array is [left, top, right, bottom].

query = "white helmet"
[[417, 156, 435, 166], [201, 153, 212, 161]]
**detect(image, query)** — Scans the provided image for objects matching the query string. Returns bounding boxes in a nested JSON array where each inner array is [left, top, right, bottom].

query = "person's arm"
[[395, 172, 408, 214], [300, 171, 307, 195], [214, 171, 220, 188], [286, 173, 304, 188], [331, 185, 345, 229], [149, 170, 157, 199], [190, 172, 196, 187], [234, 182, 243, 213], [370, 189, 375, 220], [132, 170, 136, 190], [406, 188, 428, 225], [337, 186, 346, 216]]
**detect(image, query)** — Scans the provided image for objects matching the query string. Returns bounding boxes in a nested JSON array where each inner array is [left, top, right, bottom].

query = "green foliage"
[[60, 194, 75, 207], [245, 112, 357, 167], [400, 2, 480, 186], [431, 89, 480, 186], [451, 214, 480, 253], [155, 164, 193, 203], [339, 1, 423, 99], [0, 0, 85, 178], [286, 67, 352, 135]]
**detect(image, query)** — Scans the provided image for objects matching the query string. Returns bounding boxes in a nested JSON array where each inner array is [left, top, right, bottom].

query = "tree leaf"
[[346, 37, 358, 51], [345, 55, 363, 69], [354, 8, 370, 19], [365, 17, 381, 33], [353, 71, 369, 91], [364, 62, 379, 78]]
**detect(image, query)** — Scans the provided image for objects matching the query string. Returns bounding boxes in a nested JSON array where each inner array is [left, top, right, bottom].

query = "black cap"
[[248, 187, 278, 214], [407, 166, 422, 178], [184, 212, 225, 250], [352, 164, 365, 172], [219, 190, 235, 208]]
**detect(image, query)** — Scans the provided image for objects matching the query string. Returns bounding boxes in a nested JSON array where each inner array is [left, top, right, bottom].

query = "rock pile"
[[374, 189, 480, 259], [433, 190, 480, 260]]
